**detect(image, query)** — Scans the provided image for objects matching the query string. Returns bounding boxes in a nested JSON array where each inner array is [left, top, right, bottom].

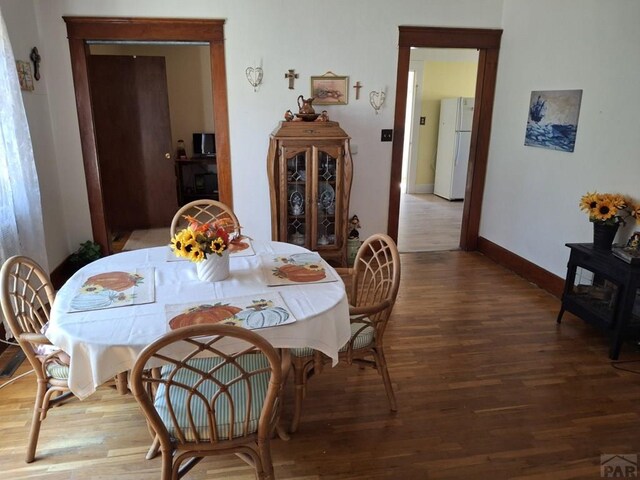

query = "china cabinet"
[[267, 121, 353, 266]]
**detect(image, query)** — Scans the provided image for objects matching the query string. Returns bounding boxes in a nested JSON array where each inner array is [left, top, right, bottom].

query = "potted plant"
[[580, 192, 640, 249], [69, 240, 102, 268]]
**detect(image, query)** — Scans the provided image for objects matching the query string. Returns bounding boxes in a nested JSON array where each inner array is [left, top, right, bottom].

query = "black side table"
[[557, 243, 640, 359]]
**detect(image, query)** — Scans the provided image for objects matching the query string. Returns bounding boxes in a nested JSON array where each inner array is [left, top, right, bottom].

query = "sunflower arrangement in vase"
[[170, 216, 232, 281], [580, 192, 640, 249]]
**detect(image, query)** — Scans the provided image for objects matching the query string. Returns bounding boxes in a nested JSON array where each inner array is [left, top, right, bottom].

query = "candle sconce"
[[369, 89, 386, 114], [246, 65, 263, 92]]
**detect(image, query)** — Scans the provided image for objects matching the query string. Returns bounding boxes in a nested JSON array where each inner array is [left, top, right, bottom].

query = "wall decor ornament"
[[245, 65, 263, 92], [16, 60, 34, 91], [311, 72, 349, 105], [285, 69, 299, 89], [30, 47, 41, 81], [369, 89, 386, 114], [524, 89, 582, 152]]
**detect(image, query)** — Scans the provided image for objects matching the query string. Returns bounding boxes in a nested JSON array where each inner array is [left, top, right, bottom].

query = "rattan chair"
[[289, 234, 401, 432], [0, 255, 75, 463], [130, 324, 289, 480], [170, 200, 241, 238]]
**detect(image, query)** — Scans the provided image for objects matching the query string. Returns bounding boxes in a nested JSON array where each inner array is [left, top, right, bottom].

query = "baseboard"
[[50, 256, 77, 290], [477, 237, 564, 298]]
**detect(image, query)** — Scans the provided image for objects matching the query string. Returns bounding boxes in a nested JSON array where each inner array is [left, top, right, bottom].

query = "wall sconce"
[[246, 65, 263, 92], [369, 89, 386, 114]]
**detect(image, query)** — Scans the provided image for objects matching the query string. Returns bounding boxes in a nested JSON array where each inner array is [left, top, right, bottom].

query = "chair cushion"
[[45, 363, 70, 380], [291, 320, 375, 358], [153, 354, 270, 442]]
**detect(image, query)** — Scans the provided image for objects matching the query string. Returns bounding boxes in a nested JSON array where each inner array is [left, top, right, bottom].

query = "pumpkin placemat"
[[260, 253, 338, 286], [165, 292, 296, 330], [67, 268, 155, 313], [227, 237, 256, 257]]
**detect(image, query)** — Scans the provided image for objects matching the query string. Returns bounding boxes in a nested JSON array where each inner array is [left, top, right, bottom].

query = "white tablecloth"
[[48, 242, 350, 399]]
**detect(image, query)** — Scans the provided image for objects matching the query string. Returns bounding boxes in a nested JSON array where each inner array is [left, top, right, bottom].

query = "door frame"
[[388, 26, 502, 250], [64, 17, 232, 254]]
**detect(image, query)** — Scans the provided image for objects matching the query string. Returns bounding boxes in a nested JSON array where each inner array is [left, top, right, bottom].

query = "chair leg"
[[115, 371, 129, 395], [289, 359, 306, 433], [160, 448, 173, 480], [373, 348, 397, 412], [146, 434, 160, 460], [258, 439, 275, 480], [26, 381, 47, 463]]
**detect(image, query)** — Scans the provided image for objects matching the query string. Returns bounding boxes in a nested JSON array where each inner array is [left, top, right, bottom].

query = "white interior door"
[[451, 130, 471, 199], [402, 61, 424, 194]]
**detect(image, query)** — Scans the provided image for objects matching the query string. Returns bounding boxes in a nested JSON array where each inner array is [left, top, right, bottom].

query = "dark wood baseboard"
[[477, 236, 564, 298], [50, 256, 79, 290]]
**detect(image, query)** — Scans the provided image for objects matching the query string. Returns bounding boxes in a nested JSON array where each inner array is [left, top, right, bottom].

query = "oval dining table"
[[47, 240, 350, 400]]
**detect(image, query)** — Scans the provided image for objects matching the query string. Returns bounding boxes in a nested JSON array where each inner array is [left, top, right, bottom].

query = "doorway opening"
[[397, 48, 479, 253], [88, 43, 215, 252], [388, 26, 502, 251], [64, 17, 232, 255]]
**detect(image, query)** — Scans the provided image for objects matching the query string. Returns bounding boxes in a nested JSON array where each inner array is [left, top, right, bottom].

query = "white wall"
[[0, 0, 504, 269], [5, 0, 637, 282], [482, 0, 640, 277]]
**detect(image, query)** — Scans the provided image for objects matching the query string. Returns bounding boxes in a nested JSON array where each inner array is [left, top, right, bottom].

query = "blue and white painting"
[[524, 89, 582, 152]]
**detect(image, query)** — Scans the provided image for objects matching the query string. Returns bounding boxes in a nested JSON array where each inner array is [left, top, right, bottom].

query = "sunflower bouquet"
[[170, 215, 231, 262], [579, 192, 640, 226]]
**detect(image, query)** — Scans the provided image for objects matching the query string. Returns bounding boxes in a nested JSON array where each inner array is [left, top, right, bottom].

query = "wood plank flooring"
[[397, 193, 464, 252], [1, 250, 640, 479]]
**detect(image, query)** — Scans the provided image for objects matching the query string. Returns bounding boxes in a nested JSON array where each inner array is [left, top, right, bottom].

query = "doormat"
[[122, 228, 170, 251]]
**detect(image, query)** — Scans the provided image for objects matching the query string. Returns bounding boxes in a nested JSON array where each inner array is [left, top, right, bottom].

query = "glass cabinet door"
[[313, 146, 342, 250], [281, 147, 310, 247]]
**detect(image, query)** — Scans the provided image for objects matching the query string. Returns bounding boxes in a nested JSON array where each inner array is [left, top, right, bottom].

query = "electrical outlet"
[[420, 116, 426, 125], [381, 129, 393, 142]]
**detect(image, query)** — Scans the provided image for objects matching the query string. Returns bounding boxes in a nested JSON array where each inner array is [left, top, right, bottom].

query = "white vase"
[[196, 250, 230, 282]]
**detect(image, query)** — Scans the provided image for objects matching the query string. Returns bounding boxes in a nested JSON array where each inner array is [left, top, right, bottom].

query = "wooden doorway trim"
[[388, 26, 502, 250], [64, 17, 232, 254]]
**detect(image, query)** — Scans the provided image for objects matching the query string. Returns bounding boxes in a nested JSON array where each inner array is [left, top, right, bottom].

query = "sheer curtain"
[[0, 8, 47, 267], [0, 8, 49, 336]]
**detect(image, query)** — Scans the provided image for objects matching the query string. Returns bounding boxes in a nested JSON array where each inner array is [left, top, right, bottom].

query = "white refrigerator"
[[433, 97, 474, 201]]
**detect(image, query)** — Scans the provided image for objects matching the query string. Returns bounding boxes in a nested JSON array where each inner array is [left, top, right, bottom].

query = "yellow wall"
[[90, 45, 214, 158], [416, 61, 477, 185]]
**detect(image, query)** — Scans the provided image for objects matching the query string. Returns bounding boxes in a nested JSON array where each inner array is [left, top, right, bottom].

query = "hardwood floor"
[[1, 251, 640, 479], [397, 193, 464, 252]]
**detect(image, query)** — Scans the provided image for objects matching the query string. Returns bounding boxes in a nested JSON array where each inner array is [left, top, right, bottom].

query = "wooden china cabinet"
[[267, 120, 353, 266]]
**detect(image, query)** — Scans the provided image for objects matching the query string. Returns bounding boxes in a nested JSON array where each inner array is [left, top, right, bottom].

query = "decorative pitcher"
[[297, 95, 315, 115]]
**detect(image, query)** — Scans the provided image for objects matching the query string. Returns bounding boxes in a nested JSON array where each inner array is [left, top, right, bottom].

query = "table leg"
[[115, 371, 129, 394]]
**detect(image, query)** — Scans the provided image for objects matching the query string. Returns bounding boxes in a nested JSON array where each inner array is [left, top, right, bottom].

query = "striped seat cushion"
[[291, 320, 375, 358], [45, 363, 69, 380], [153, 354, 271, 442]]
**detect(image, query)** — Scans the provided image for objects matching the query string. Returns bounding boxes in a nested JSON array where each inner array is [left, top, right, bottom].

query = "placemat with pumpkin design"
[[165, 292, 296, 330], [67, 268, 155, 313], [260, 253, 338, 286]]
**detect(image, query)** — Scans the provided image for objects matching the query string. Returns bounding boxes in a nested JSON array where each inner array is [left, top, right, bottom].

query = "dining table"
[[47, 240, 350, 400]]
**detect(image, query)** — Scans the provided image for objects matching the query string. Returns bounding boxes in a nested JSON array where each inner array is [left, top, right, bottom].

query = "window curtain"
[[0, 8, 49, 336]]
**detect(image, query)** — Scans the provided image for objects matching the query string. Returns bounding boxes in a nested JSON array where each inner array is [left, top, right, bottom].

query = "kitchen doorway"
[[64, 17, 232, 255], [398, 48, 479, 253], [388, 26, 502, 251]]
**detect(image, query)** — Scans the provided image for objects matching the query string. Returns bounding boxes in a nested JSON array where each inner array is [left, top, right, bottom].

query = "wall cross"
[[285, 69, 299, 89], [353, 81, 362, 100]]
